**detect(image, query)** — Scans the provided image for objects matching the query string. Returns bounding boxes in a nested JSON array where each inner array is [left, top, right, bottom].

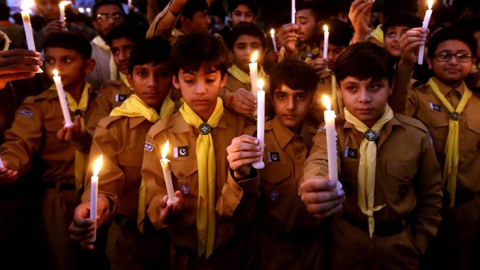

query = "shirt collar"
[[272, 117, 311, 149], [432, 77, 466, 96]]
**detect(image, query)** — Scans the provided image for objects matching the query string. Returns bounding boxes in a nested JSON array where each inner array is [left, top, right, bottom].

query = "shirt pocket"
[[386, 161, 418, 204], [170, 158, 198, 198], [118, 148, 142, 185], [416, 105, 448, 128]]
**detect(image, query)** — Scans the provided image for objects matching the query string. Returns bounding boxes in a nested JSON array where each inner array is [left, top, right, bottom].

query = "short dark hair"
[[229, 0, 257, 15], [427, 27, 478, 58], [270, 59, 318, 95], [182, 0, 208, 19], [296, 1, 321, 21], [334, 42, 394, 85], [226, 22, 266, 50], [322, 18, 352, 47], [128, 36, 171, 74], [105, 22, 146, 47], [43, 32, 92, 59], [92, 0, 125, 18], [382, 11, 422, 35], [171, 34, 229, 77], [0, 3, 10, 21]]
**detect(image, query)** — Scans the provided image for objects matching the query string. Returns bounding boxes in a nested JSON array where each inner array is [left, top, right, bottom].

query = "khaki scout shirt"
[[0, 84, 97, 185], [82, 116, 153, 221], [146, 0, 183, 45], [142, 111, 259, 254], [304, 114, 443, 254], [251, 117, 318, 236], [85, 80, 132, 135], [404, 78, 480, 194]]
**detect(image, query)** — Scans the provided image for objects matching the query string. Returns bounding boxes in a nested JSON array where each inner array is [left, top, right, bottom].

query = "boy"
[[0, 32, 97, 270], [223, 22, 273, 119], [249, 59, 332, 268], [218, 0, 257, 39], [141, 33, 261, 269], [68, 37, 174, 270], [398, 27, 480, 270], [302, 42, 443, 270]]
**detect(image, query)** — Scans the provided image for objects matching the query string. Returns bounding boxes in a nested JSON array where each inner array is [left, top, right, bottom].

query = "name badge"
[[174, 146, 189, 158], [144, 142, 154, 152], [344, 147, 358, 159], [429, 103, 442, 112], [115, 94, 128, 102], [267, 152, 280, 162]]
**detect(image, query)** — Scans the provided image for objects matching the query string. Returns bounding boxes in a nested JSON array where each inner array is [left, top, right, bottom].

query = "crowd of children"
[[0, 0, 479, 269]]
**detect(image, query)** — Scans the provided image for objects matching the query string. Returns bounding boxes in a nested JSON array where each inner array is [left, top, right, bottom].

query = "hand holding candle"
[[270, 29, 278, 53], [252, 79, 265, 170], [90, 155, 103, 242], [160, 141, 176, 204], [418, 0, 434, 65], [249, 51, 259, 97], [53, 69, 74, 127], [322, 95, 338, 183], [323, 25, 330, 71], [21, 0, 43, 73]]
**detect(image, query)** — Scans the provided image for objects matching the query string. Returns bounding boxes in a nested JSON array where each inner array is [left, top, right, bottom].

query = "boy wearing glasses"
[[398, 27, 479, 269], [87, 0, 125, 89]]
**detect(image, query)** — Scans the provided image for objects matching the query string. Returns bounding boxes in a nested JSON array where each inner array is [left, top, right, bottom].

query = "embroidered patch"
[[267, 152, 280, 162], [344, 147, 358, 159], [174, 146, 189, 158], [144, 142, 154, 152], [19, 110, 34, 117], [115, 94, 128, 102], [180, 183, 190, 195], [429, 103, 442, 112], [269, 190, 279, 201]]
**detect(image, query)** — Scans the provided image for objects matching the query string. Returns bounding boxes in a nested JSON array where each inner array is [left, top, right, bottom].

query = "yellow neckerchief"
[[50, 82, 91, 193], [331, 72, 344, 115], [368, 24, 384, 46], [228, 64, 267, 86], [119, 73, 132, 89], [427, 78, 473, 208], [179, 97, 224, 258], [304, 47, 319, 63], [110, 94, 175, 122], [344, 105, 394, 237], [91, 35, 118, 81]]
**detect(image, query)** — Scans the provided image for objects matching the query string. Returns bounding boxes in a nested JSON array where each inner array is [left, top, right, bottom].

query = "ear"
[[84, 59, 95, 74], [426, 57, 432, 70], [220, 73, 227, 88], [172, 74, 180, 90], [388, 78, 395, 96], [127, 73, 133, 88]]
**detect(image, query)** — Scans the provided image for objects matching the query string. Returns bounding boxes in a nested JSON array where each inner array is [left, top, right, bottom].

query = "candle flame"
[[322, 95, 331, 110], [257, 79, 264, 90], [161, 141, 169, 159], [427, 0, 434, 9], [250, 50, 258, 63], [323, 24, 329, 32], [93, 155, 103, 177], [270, 29, 275, 36], [53, 69, 59, 76], [59, 1, 70, 8], [21, 0, 35, 12]]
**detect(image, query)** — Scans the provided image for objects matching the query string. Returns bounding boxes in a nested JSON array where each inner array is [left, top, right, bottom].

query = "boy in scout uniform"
[[302, 42, 443, 270], [141, 33, 262, 269], [68, 37, 175, 269], [223, 22, 273, 120], [397, 27, 480, 270], [249, 59, 328, 268], [0, 32, 97, 270]]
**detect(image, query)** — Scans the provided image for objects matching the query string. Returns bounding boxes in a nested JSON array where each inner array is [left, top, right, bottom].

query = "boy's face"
[[340, 77, 392, 128], [273, 85, 313, 131], [230, 4, 255, 25], [93, 4, 124, 38], [296, 9, 316, 43], [128, 62, 173, 109], [173, 67, 226, 121], [44, 47, 95, 89], [111, 37, 135, 75], [320, 42, 347, 69], [427, 40, 475, 86], [384, 26, 409, 57], [35, 0, 60, 21], [182, 10, 211, 34], [232, 34, 263, 72]]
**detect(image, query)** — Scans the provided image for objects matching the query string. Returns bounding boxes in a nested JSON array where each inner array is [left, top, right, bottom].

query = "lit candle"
[[249, 50, 259, 97], [418, 0, 434, 65], [128, 0, 132, 12], [291, 0, 296, 24], [160, 141, 176, 204], [270, 29, 278, 53], [52, 69, 73, 127], [252, 79, 265, 169], [59, 1, 70, 23], [90, 155, 103, 242], [0, 157, 4, 168], [21, 0, 35, 52], [322, 95, 338, 183], [323, 25, 329, 60]]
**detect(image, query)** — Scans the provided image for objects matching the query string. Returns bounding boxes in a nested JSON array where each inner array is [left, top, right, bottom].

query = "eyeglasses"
[[433, 51, 473, 62], [96, 13, 123, 21]]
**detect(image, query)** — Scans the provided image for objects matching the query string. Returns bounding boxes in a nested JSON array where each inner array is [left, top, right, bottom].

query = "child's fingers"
[[300, 178, 336, 192]]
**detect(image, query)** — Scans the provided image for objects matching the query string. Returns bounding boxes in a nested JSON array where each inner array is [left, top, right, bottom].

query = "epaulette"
[[97, 115, 123, 128], [395, 113, 429, 134], [412, 82, 429, 92]]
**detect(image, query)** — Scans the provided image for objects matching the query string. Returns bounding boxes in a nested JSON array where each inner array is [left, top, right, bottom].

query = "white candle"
[[252, 79, 265, 170], [0, 157, 4, 168], [270, 29, 278, 53], [323, 25, 329, 60], [59, 1, 70, 23], [90, 155, 103, 242], [322, 95, 338, 183], [291, 0, 296, 24], [160, 141, 176, 204], [418, 0, 434, 65], [249, 50, 259, 97], [52, 69, 73, 127], [21, 0, 35, 52], [128, 0, 132, 12]]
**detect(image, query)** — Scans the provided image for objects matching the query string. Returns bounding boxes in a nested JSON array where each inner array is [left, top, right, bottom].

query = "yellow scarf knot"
[[110, 94, 175, 122]]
